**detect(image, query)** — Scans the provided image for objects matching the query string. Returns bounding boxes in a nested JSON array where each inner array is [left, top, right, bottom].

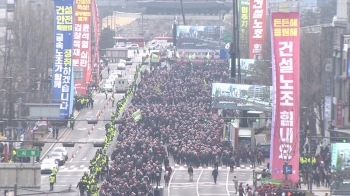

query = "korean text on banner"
[[52, 0, 74, 119], [73, 0, 92, 96], [270, 12, 300, 183], [239, 0, 249, 34], [249, 0, 266, 59]]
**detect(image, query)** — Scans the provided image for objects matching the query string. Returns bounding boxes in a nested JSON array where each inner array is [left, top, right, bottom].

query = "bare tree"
[[6, 1, 54, 102], [253, 26, 272, 86], [300, 28, 333, 136]]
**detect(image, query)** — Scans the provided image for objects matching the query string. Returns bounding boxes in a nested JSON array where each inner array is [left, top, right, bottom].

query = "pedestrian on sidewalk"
[[52, 167, 58, 182], [49, 174, 55, 191], [111, 96, 115, 107], [52, 127, 55, 139], [70, 115, 75, 130], [105, 90, 108, 99], [90, 97, 94, 109], [188, 165, 193, 181], [55, 127, 59, 140], [212, 168, 218, 184], [76, 179, 85, 195], [233, 176, 238, 194]]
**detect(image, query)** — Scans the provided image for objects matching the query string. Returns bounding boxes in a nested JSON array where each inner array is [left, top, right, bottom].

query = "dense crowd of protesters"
[[99, 63, 232, 195]]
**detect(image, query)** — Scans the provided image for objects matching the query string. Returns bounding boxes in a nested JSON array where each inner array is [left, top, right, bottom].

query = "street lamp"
[[30, 68, 36, 100], [5, 77, 13, 127], [0, 89, 6, 135]]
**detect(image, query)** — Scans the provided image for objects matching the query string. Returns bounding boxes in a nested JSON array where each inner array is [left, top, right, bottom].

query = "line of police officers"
[[76, 121, 116, 196], [74, 64, 143, 195]]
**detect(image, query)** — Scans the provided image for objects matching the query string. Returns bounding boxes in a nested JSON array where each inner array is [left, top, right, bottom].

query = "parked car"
[[128, 44, 139, 50], [52, 147, 68, 161], [103, 83, 113, 92], [41, 158, 58, 174], [119, 59, 127, 64], [49, 152, 66, 165], [117, 62, 126, 70], [125, 57, 133, 65]]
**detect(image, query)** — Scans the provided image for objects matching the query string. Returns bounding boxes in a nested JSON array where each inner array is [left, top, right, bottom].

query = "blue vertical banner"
[[52, 0, 74, 119]]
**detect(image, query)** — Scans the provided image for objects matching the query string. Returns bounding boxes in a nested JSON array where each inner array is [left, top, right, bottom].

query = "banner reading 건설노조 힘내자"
[[52, 0, 74, 119], [73, 0, 92, 96], [270, 12, 300, 183], [249, 0, 266, 59]]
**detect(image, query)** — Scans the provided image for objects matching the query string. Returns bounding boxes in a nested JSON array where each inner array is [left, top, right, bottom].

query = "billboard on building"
[[249, 0, 266, 59], [270, 12, 300, 183], [229, 58, 255, 71], [73, 0, 92, 96], [330, 143, 350, 192], [211, 83, 272, 108], [52, 0, 75, 119], [176, 25, 226, 50]]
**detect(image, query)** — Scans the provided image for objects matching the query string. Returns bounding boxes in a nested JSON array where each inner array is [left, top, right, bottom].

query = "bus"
[[114, 37, 145, 47], [154, 37, 173, 43]]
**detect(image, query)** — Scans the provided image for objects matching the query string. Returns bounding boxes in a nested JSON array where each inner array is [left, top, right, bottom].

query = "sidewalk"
[[300, 184, 330, 196]]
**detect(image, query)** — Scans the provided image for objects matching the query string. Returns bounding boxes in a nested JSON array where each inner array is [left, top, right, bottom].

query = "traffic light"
[[93, 142, 105, 147], [342, 139, 347, 143], [87, 120, 98, 124], [113, 120, 126, 125], [33, 142, 45, 147], [62, 142, 75, 147], [256, 118, 260, 122], [203, 118, 208, 123]]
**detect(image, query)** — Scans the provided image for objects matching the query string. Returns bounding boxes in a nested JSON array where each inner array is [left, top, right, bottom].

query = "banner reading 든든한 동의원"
[[270, 12, 300, 183]]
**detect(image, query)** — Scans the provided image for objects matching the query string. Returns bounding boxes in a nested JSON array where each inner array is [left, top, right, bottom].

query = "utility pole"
[[18, 98, 22, 131], [235, 0, 241, 84], [14, 183, 17, 196], [179, 0, 186, 25]]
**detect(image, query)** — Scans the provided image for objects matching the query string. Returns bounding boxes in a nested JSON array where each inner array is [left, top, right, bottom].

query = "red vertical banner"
[[270, 12, 300, 183], [337, 101, 343, 126], [249, 0, 266, 59], [73, 0, 92, 96]]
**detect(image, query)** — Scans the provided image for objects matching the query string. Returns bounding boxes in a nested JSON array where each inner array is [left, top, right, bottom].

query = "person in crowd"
[[98, 63, 230, 195]]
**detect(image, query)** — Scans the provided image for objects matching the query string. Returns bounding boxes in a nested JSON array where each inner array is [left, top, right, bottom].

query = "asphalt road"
[[16, 50, 140, 196], [166, 168, 254, 196]]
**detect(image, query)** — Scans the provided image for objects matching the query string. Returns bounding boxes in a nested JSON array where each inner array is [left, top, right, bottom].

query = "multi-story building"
[[332, 0, 350, 129]]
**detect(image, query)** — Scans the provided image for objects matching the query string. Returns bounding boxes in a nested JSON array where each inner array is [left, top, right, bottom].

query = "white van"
[[117, 62, 126, 70], [119, 59, 127, 64], [115, 78, 129, 93]]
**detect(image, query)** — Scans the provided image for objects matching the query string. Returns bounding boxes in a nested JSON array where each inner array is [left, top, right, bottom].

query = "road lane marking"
[[196, 170, 203, 196], [82, 157, 86, 161], [59, 169, 89, 173], [70, 165, 75, 168], [80, 165, 84, 168], [168, 169, 176, 196], [70, 158, 74, 162], [226, 171, 230, 196], [96, 110, 100, 117]]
